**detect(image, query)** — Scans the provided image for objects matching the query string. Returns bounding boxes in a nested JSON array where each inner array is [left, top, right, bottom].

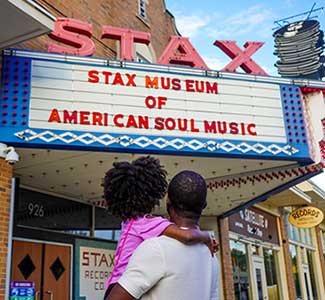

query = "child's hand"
[[205, 236, 219, 256]]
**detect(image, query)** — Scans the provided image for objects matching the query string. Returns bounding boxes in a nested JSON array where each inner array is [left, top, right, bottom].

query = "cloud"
[[173, 13, 213, 38], [208, 5, 273, 38], [202, 56, 227, 71]]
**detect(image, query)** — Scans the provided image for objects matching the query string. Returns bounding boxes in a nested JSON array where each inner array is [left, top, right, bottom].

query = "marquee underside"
[[14, 148, 322, 217]]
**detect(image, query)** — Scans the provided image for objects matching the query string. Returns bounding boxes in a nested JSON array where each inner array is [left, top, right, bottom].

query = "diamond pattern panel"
[[18, 254, 36, 280], [15, 129, 298, 156], [50, 257, 65, 281]]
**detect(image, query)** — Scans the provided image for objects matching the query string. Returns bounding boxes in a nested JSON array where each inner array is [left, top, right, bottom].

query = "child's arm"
[[162, 224, 211, 245]]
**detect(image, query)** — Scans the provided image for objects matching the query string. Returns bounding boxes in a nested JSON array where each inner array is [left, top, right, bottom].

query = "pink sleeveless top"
[[107, 215, 172, 286]]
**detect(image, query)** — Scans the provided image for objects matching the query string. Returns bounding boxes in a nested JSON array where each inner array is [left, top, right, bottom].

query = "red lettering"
[[114, 114, 124, 127], [229, 122, 239, 134], [195, 81, 205, 93], [91, 252, 101, 266], [154, 117, 164, 130], [217, 121, 227, 134], [145, 76, 158, 89], [161, 77, 171, 90], [88, 70, 99, 83], [157, 36, 208, 69], [80, 111, 90, 125], [48, 18, 95, 56], [186, 80, 195, 92], [240, 123, 246, 135], [112, 73, 124, 86], [48, 109, 61, 123], [145, 96, 156, 109], [247, 123, 257, 136], [138, 116, 149, 129], [101, 26, 151, 61], [204, 121, 216, 133], [190, 119, 199, 132], [63, 110, 77, 124], [165, 118, 176, 130], [98, 254, 108, 267], [178, 119, 187, 131], [126, 73, 137, 86], [102, 71, 112, 84], [126, 115, 138, 128], [172, 78, 181, 90], [93, 112, 103, 126], [157, 96, 167, 109], [206, 82, 218, 94], [82, 252, 89, 266]]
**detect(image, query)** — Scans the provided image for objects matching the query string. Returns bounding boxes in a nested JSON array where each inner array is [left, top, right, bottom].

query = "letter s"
[[48, 18, 95, 56]]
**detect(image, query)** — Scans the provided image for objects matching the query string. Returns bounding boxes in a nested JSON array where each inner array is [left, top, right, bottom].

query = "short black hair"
[[168, 170, 207, 219], [103, 156, 167, 220]]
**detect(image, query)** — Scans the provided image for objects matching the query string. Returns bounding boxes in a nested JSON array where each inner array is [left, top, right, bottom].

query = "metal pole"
[[5, 178, 16, 300]]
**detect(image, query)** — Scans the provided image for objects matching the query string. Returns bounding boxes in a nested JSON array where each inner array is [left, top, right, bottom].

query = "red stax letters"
[[214, 40, 267, 75], [157, 36, 208, 69], [47, 18, 268, 75], [48, 18, 95, 56], [101, 26, 151, 61]]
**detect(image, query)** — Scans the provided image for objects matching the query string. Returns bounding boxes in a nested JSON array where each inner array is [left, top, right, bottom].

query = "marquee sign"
[[0, 49, 312, 161], [289, 206, 324, 228]]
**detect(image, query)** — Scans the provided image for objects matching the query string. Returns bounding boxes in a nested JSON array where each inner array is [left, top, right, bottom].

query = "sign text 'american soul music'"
[[47, 70, 257, 136]]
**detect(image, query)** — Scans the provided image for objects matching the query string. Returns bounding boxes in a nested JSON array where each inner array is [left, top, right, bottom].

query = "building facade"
[[0, 1, 325, 300]]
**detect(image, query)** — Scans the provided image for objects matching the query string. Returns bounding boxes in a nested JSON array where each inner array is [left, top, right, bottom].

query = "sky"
[[165, 0, 325, 190]]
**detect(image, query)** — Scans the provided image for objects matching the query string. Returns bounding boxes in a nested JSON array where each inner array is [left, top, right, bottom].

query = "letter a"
[[157, 36, 208, 69]]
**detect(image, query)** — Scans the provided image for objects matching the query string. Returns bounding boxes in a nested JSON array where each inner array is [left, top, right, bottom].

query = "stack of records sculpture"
[[273, 20, 324, 79]]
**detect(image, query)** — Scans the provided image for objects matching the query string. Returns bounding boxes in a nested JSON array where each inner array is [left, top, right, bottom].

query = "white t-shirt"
[[118, 235, 219, 300]]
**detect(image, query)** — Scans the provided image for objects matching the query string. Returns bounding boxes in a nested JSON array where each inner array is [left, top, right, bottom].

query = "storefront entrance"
[[11, 240, 71, 300], [252, 256, 268, 300]]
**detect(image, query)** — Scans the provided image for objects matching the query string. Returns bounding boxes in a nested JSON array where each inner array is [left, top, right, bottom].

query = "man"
[[106, 170, 219, 300]]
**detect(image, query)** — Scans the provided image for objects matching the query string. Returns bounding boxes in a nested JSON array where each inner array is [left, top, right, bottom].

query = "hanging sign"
[[289, 206, 324, 228]]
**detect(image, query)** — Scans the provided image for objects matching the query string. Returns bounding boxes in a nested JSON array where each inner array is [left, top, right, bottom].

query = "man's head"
[[167, 170, 207, 221]]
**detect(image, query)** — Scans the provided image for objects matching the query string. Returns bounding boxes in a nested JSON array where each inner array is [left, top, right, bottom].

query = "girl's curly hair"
[[103, 156, 167, 220]]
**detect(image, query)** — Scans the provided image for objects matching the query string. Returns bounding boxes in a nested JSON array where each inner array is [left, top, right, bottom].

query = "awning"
[[0, 0, 55, 49]]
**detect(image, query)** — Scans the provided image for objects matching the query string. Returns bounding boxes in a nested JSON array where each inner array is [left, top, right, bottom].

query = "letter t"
[[101, 26, 151, 61]]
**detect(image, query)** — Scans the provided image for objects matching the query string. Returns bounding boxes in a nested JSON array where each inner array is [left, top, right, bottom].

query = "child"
[[102, 156, 215, 299]]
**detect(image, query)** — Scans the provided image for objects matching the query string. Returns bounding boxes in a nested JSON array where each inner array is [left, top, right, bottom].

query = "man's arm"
[[107, 239, 165, 300], [105, 284, 135, 300]]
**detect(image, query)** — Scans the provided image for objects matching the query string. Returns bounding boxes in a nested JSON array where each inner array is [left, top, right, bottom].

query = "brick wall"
[[218, 217, 235, 300], [0, 159, 13, 300], [18, 0, 179, 60], [279, 213, 297, 300]]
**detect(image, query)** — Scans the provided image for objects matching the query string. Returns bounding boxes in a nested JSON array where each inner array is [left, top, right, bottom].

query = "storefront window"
[[263, 248, 279, 300], [290, 244, 302, 299], [307, 250, 317, 300], [230, 240, 250, 300]]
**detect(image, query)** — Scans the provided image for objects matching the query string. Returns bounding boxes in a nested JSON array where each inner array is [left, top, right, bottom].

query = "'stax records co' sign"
[[0, 50, 310, 161]]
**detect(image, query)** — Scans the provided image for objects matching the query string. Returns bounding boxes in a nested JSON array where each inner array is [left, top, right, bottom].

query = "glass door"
[[252, 256, 268, 300], [302, 264, 314, 300]]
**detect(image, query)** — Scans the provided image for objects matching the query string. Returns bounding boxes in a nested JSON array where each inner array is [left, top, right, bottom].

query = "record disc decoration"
[[273, 20, 324, 79]]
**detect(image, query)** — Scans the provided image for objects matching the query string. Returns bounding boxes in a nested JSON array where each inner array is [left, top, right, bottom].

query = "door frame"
[[252, 255, 268, 300], [12, 237, 73, 300]]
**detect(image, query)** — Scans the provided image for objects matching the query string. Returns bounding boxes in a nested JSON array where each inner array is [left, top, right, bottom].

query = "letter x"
[[214, 40, 268, 75]]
